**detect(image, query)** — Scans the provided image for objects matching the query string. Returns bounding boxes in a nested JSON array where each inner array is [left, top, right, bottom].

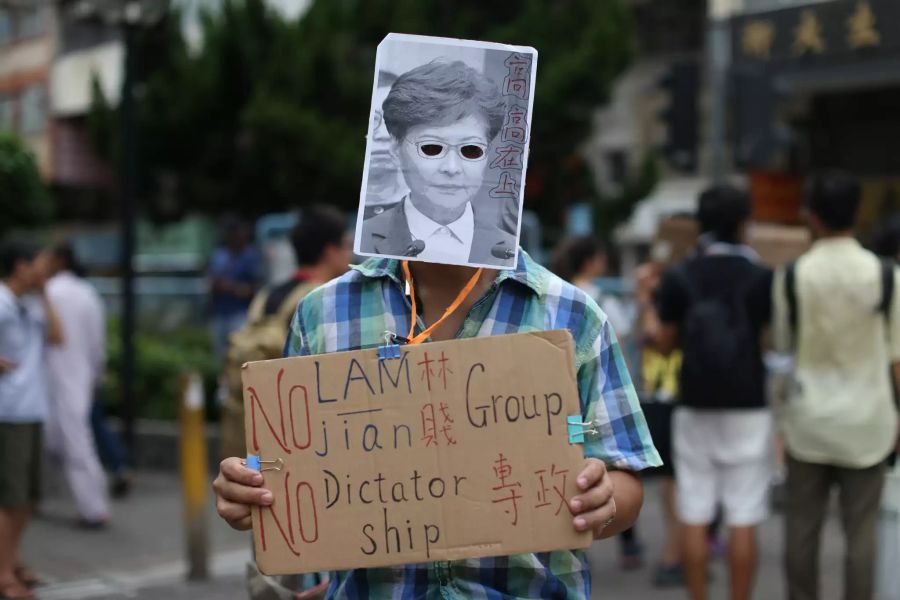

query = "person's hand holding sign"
[[569, 458, 642, 540], [213, 457, 273, 530]]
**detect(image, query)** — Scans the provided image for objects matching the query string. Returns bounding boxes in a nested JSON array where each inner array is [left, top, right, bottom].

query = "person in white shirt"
[[359, 60, 516, 267], [772, 172, 900, 600], [0, 240, 64, 600], [44, 243, 110, 527]]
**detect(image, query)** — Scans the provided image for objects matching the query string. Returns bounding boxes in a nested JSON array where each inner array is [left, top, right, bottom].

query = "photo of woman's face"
[[393, 114, 490, 217]]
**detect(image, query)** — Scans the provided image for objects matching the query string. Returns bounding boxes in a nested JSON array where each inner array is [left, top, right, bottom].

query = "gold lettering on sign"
[[742, 20, 776, 59], [847, 1, 881, 49], [793, 10, 826, 55]]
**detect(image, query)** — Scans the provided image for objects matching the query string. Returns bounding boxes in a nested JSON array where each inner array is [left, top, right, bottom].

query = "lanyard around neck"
[[401, 260, 484, 345]]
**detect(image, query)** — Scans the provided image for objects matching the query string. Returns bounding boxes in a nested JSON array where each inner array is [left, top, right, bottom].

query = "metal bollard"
[[180, 371, 209, 580]]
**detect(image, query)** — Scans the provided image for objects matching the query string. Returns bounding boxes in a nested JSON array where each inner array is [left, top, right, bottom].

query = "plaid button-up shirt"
[[285, 251, 661, 600]]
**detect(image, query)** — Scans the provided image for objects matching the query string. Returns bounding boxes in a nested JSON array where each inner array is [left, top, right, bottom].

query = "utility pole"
[[708, 0, 739, 183], [68, 0, 169, 462], [120, 13, 138, 462]]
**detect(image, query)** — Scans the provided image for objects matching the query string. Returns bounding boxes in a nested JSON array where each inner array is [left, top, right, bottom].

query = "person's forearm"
[[40, 293, 65, 346], [596, 470, 643, 539]]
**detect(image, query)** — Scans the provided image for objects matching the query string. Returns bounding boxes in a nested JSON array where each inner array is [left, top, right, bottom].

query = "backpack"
[[675, 262, 761, 408], [219, 279, 317, 459]]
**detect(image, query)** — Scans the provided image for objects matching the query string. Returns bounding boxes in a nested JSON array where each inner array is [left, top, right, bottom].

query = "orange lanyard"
[[401, 260, 484, 345]]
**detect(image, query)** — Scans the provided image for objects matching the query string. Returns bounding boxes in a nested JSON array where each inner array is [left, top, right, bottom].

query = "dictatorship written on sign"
[[241, 329, 592, 575]]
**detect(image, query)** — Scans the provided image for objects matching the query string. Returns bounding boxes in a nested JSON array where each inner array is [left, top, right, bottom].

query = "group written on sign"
[[242, 329, 592, 575]]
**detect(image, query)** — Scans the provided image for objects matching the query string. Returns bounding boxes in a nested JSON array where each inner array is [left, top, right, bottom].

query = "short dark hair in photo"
[[52, 241, 87, 277], [697, 184, 752, 243], [0, 239, 40, 278], [805, 170, 861, 232], [291, 205, 347, 266], [382, 59, 506, 142], [551, 235, 605, 283]]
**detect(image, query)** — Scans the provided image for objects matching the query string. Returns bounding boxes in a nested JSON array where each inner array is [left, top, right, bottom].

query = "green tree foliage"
[[0, 132, 53, 235], [92, 0, 637, 225]]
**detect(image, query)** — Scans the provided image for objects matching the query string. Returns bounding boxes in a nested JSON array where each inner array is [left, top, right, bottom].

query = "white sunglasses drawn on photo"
[[404, 138, 488, 162]]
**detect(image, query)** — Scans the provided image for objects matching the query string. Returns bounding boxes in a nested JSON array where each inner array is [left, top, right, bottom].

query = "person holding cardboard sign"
[[213, 34, 661, 600]]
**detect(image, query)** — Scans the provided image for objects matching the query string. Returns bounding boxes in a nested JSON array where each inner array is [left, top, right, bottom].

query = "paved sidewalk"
[[22, 472, 848, 599], [22, 471, 251, 599]]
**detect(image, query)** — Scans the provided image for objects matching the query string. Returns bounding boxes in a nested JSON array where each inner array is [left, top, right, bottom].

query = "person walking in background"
[[90, 400, 132, 499], [772, 172, 899, 600], [221, 205, 353, 600], [0, 240, 64, 600], [656, 185, 774, 600], [551, 235, 644, 570], [220, 205, 352, 459], [44, 242, 111, 528], [208, 218, 261, 360], [634, 255, 685, 587], [551, 235, 633, 340]]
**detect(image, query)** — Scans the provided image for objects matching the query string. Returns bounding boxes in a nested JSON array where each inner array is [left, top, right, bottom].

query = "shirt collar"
[[811, 236, 861, 251], [696, 233, 761, 262], [350, 249, 545, 296], [404, 196, 474, 245]]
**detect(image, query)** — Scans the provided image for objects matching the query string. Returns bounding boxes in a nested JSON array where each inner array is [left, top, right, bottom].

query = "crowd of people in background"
[[554, 171, 899, 600], [2, 169, 898, 600]]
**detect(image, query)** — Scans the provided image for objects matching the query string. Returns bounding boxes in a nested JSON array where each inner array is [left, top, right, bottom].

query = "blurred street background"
[[1, 0, 899, 599]]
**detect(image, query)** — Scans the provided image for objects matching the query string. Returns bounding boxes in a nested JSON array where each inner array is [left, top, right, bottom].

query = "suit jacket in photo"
[[359, 200, 516, 267]]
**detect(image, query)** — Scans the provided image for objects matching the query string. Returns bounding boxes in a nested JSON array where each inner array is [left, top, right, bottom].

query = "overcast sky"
[[177, 0, 313, 50]]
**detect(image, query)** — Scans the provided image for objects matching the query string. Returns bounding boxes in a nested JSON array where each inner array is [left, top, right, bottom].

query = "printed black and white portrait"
[[354, 33, 538, 269]]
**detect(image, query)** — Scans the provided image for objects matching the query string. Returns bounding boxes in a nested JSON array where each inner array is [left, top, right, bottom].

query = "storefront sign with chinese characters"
[[733, 0, 900, 67]]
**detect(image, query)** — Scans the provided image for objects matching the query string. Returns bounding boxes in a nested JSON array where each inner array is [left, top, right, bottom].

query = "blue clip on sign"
[[246, 454, 261, 471], [567, 416, 585, 444]]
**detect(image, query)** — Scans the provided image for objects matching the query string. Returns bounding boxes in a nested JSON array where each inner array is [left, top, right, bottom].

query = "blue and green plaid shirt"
[[285, 251, 661, 600]]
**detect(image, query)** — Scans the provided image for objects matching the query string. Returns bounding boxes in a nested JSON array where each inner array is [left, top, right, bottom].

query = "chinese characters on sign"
[[793, 10, 826, 55], [491, 453, 523, 525], [847, 1, 880, 49], [490, 54, 533, 201], [735, 0, 892, 65], [742, 19, 776, 59], [534, 464, 570, 516]]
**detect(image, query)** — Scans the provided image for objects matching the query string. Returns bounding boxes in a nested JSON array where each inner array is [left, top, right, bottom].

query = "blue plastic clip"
[[245, 454, 261, 471], [242, 454, 283, 472], [567, 416, 598, 444], [378, 331, 403, 361]]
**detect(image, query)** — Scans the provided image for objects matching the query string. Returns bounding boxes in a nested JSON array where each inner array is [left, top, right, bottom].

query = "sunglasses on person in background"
[[406, 139, 488, 161]]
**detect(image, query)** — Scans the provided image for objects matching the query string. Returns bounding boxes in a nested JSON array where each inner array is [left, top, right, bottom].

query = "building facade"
[[0, 1, 119, 199], [0, 4, 55, 175], [730, 0, 900, 232]]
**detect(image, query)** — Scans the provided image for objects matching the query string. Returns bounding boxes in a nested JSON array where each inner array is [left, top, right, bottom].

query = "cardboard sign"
[[241, 330, 591, 575]]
